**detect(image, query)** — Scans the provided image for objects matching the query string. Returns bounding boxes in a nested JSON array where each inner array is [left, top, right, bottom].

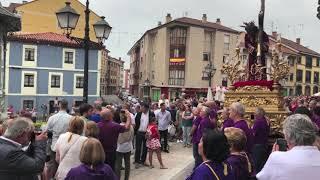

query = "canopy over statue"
[[242, 0, 269, 81]]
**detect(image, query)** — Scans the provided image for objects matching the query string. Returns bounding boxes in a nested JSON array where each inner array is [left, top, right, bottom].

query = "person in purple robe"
[[252, 107, 270, 172], [311, 106, 320, 130], [65, 138, 118, 180], [229, 102, 254, 153], [219, 108, 234, 131], [186, 129, 235, 180], [225, 127, 255, 180], [192, 106, 216, 166], [190, 107, 203, 168]]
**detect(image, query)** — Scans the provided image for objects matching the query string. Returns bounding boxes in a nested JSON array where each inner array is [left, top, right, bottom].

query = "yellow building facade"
[[15, 0, 101, 41]]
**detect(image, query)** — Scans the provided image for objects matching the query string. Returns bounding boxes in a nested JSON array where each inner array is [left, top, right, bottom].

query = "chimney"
[[158, 21, 162, 26], [119, 57, 122, 61], [202, 14, 207, 23], [272, 31, 277, 38], [216, 18, 221, 25], [296, 38, 301, 45], [22, 1, 28, 4], [166, 13, 172, 23]]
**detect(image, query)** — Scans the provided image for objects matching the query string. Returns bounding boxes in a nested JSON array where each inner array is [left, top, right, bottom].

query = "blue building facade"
[[5, 32, 102, 113]]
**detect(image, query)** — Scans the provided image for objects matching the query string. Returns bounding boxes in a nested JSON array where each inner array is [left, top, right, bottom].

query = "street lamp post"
[[203, 61, 216, 101], [203, 61, 217, 87], [56, 1, 112, 103]]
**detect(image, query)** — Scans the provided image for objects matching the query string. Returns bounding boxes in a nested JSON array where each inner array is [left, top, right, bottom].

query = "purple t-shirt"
[[186, 161, 235, 180], [222, 118, 234, 131], [191, 116, 202, 144], [65, 163, 118, 180], [194, 117, 215, 144], [98, 120, 126, 153], [252, 117, 270, 145], [234, 120, 253, 152], [227, 154, 254, 180]]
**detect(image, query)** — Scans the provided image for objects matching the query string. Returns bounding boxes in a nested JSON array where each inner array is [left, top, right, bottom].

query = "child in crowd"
[[146, 117, 167, 169]]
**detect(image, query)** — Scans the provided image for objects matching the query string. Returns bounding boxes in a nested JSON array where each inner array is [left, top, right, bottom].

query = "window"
[[24, 48, 35, 61], [289, 88, 294, 96], [169, 69, 185, 86], [317, 58, 320, 67], [76, 76, 84, 88], [306, 56, 312, 68], [169, 27, 187, 59], [64, 51, 74, 64], [51, 75, 61, 88], [24, 74, 34, 87], [314, 72, 319, 84], [314, 86, 319, 94], [297, 57, 302, 64], [305, 86, 311, 96], [296, 85, 302, 96], [23, 100, 34, 109], [290, 73, 294, 81], [296, 69, 303, 82], [306, 71, 311, 83], [288, 57, 295, 66], [203, 53, 210, 61], [224, 35, 230, 51]]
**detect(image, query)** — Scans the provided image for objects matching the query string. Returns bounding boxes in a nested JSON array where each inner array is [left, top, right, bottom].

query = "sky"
[[2, 0, 320, 68]]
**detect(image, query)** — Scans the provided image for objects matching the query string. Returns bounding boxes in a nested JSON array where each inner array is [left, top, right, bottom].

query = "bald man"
[[98, 108, 131, 170]]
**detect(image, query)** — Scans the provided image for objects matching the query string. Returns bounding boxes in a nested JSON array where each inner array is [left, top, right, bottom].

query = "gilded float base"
[[224, 85, 288, 134]]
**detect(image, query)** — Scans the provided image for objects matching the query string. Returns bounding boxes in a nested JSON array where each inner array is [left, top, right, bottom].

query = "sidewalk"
[[129, 142, 194, 180]]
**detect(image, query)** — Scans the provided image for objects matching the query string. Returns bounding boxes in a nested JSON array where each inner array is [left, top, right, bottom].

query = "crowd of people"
[[1, 94, 320, 180]]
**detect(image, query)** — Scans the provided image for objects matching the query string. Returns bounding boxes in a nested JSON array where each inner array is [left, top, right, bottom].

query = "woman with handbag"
[[54, 116, 88, 180]]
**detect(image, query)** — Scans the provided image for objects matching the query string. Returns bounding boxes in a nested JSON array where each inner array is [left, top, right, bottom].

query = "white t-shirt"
[[138, 112, 149, 132], [117, 123, 134, 153]]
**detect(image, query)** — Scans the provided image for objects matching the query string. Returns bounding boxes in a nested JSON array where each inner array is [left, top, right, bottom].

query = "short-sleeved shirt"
[[234, 120, 254, 152], [182, 111, 193, 127], [98, 120, 126, 153], [46, 111, 72, 151]]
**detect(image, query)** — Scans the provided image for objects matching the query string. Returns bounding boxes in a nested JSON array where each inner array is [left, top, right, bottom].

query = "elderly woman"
[[65, 138, 117, 180], [257, 114, 320, 180], [225, 127, 254, 180], [220, 108, 234, 131], [252, 107, 270, 173], [229, 102, 253, 152], [186, 129, 235, 180], [190, 107, 202, 168], [192, 106, 216, 167]]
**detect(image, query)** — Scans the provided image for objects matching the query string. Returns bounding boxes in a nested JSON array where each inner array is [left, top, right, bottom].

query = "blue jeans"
[[182, 126, 192, 145], [193, 143, 202, 168]]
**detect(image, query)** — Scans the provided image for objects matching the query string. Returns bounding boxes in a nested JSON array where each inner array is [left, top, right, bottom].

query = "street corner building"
[[5, 32, 103, 113], [127, 14, 240, 101]]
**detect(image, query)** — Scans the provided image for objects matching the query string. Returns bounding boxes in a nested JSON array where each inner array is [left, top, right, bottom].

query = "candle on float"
[[257, 44, 261, 57]]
